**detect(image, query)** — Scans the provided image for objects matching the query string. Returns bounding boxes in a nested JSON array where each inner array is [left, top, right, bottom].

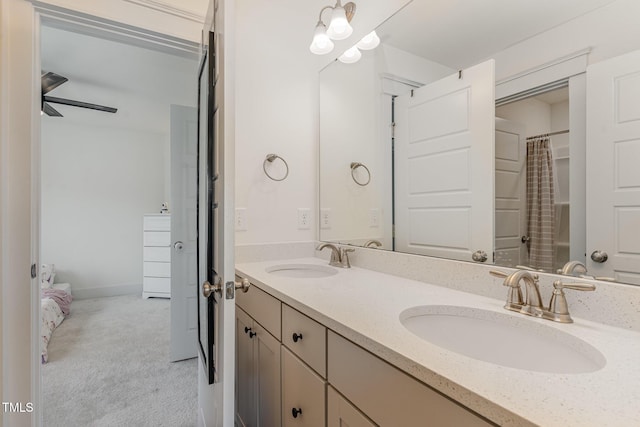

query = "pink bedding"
[[41, 289, 73, 363]]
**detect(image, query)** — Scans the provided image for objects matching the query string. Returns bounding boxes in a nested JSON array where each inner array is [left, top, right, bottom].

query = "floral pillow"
[[41, 264, 56, 289]]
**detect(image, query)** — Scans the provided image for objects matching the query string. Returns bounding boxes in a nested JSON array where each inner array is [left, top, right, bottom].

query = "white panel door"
[[170, 105, 198, 362], [394, 60, 495, 262], [586, 49, 640, 284], [495, 118, 527, 267]]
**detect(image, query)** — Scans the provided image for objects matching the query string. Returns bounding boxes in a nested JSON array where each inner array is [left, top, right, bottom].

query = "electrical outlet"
[[369, 208, 380, 228], [320, 208, 332, 229], [235, 208, 247, 231], [297, 208, 311, 230]]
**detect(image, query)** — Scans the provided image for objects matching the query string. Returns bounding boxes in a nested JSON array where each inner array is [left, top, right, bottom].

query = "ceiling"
[[40, 25, 198, 134], [377, 0, 618, 69]]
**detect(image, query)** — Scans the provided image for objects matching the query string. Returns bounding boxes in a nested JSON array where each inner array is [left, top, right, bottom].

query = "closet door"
[[586, 49, 640, 284]]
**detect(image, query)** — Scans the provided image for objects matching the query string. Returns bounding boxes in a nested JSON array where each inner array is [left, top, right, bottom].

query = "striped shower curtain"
[[526, 136, 556, 271]]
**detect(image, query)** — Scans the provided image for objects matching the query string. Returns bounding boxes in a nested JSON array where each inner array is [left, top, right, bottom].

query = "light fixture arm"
[[317, 2, 356, 25], [317, 5, 334, 23]]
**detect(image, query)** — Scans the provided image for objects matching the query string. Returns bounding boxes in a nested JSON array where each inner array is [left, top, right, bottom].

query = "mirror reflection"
[[318, 0, 640, 285]]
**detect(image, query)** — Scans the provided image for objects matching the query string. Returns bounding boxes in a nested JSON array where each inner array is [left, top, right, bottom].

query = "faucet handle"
[[341, 248, 355, 268], [554, 281, 596, 292], [490, 270, 524, 307], [489, 270, 509, 279], [545, 280, 596, 323]]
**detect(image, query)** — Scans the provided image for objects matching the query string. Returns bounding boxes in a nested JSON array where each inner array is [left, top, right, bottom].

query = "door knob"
[[472, 250, 488, 262], [235, 278, 251, 293], [521, 236, 530, 243], [590, 250, 608, 263], [174, 241, 184, 252], [202, 275, 222, 298]]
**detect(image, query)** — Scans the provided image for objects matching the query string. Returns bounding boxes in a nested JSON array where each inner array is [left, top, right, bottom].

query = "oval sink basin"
[[400, 305, 606, 374], [265, 263, 338, 278]]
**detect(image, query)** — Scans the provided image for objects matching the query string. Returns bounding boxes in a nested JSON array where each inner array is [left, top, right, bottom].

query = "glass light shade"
[[338, 46, 362, 64], [309, 22, 334, 55], [326, 6, 353, 40], [356, 31, 380, 50]]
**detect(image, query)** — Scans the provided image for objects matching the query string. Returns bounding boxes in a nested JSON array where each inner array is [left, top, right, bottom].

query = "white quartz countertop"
[[236, 257, 640, 427]]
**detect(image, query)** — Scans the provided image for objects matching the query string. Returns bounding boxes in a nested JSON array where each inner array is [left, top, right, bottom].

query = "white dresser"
[[143, 214, 171, 299]]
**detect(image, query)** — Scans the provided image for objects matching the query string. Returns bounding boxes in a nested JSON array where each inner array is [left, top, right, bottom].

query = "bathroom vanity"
[[235, 255, 640, 426]]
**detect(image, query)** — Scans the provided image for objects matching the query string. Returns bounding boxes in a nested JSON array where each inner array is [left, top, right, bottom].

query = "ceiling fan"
[[41, 71, 118, 117]]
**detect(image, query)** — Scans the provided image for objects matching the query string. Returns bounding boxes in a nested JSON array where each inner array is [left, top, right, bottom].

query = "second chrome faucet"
[[490, 269, 595, 323], [316, 243, 354, 268]]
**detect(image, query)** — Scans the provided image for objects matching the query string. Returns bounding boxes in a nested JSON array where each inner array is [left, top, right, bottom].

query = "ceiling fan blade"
[[44, 96, 118, 114], [41, 72, 68, 95], [42, 102, 63, 117]]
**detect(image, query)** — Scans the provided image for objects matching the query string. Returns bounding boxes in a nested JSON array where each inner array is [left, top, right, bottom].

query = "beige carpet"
[[42, 294, 197, 427]]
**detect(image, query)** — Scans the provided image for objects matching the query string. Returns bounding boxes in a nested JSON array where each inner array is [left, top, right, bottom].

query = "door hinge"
[[391, 121, 395, 138], [31, 263, 37, 279]]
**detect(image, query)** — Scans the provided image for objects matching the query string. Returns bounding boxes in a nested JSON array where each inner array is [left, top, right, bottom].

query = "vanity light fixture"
[[356, 30, 380, 50], [309, 1, 357, 55], [338, 45, 362, 64]]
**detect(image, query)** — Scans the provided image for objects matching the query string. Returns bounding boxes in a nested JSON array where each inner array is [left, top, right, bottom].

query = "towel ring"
[[350, 162, 371, 186], [263, 154, 289, 181]]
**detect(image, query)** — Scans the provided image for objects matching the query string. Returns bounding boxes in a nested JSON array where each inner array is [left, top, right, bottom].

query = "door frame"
[[0, 2, 199, 424]]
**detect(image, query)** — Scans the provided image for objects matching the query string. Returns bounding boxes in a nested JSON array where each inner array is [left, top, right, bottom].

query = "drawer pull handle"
[[291, 407, 302, 418], [244, 327, 251, 334], [292, 332, 303, 343], [249, 331, 257, 338]]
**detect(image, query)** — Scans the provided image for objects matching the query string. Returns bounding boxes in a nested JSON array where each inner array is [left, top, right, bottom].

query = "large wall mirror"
[[319, 0, 640, 285]]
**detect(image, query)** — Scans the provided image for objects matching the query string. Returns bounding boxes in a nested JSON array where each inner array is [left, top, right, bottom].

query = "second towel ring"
[[263, 154, 289, 181], [350, 162, 371, 186]]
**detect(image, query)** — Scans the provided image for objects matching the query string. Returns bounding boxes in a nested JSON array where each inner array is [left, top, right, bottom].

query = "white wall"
[[234, 0, 410, 246], [491, 0, 640, 81], [41, 121, 166, 297]]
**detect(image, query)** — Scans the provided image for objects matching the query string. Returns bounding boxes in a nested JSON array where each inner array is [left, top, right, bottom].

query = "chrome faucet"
[[490, 269, 595, 323], [363, 239, 382, 248], [557, 260, 588, 276], [316, 243, 354, 268]]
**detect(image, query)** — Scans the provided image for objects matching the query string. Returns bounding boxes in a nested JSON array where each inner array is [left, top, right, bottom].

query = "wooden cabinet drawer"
[[142, 277, 171, 293], [282, 347, 325, 427], [143, 231, 171, 247], [143, 215, 171, 231], [236, 281, 281, 340], [282, 304, 326, 377], [143, 261, 171, 277], [328, 386, 376, 427], [327, 331, 493, 427], [144, 246, 171, 262]]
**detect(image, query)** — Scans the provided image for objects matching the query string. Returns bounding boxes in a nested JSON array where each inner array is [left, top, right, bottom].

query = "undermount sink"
[[400, 305, 606, 374], [265, 263, 338, 278]]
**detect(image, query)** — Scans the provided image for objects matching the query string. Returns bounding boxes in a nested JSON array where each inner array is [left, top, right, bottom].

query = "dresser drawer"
[[282, 347, 326, 427], [236, 281, 281, 340], [143, 215, 171, 231], [143, 277, 171, 293], [282, 304, 326, 377], [143, 231, 171, 247], [144, 246, 171, 262], [144, 261, 171, 277]]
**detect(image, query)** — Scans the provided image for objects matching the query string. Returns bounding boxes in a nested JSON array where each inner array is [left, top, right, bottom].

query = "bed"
[[41, 264, 72, 363]]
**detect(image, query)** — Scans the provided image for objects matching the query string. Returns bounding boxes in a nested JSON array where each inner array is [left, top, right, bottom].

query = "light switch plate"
[[235, 208, 247, 231]]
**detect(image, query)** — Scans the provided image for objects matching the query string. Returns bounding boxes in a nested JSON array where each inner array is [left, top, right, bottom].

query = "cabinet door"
[[282, 347, 326, 427], [255, 323, 281, 427], [328, 386, 376, 427], [236, 308, 255, 427]]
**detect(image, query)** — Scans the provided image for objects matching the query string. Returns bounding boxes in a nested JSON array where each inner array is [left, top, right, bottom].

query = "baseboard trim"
[[72, 283, 142, 300]]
